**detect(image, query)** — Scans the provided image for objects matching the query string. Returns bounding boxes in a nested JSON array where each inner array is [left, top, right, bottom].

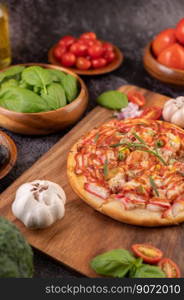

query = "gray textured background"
[[1, 0, 184, 277]]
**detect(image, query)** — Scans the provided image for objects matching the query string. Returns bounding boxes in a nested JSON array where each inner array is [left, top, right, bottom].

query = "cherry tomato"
[[176, 18, 184, 45], [92, 58, 107, 69], [76, 57, 91, 70], [157, 43, 184, 69], [103, 50, 116, 63], [58, 35, 76, 48], [152, 29, 176, 57], [127, 91, 146, 107], [132, 244, 163, 264], [88, 44, 104, 58], [80, 32, 96, 40], [78, 39, 96, 47], [158, 258, 181, 278], [140, 106, 162, 120], [103, 42, 114, 52], [70, 42, 87, 56], [53, 45, 66, 60], [61, 52, 76, 67]]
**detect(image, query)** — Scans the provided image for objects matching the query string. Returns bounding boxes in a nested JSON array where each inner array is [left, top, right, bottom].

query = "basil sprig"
[[90, 249, 165, 278]]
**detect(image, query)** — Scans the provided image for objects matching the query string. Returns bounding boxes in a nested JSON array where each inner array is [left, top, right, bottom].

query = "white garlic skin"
[[163, 97, 184, 128], [12, 180, 66, 229]]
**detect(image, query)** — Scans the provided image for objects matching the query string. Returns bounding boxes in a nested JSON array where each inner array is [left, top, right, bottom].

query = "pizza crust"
[[67, 119, 184, 227]]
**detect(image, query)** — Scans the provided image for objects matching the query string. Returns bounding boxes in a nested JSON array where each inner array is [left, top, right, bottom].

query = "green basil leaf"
[[96, 90, 128, 110], [0, 87, 49, 113], [41, 83, 66, 110], [90, 249, 136, 278], [130, 264, 165, 278], [49, 69, 66, 82], [22, 66, 53, 92], [0, 73, 5, 83], [61, 74, 78, 103]]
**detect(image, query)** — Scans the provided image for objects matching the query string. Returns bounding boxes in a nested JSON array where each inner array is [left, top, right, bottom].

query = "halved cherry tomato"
[[176, 18, 184, 45], [58, 35, 76, 48], [53, 45, 66, 60], [157, 43, 184, 70], [140, 106, 162, 120], [80, 32, 97, 40], [92, 58, 107, 68], [70, 42, 87, 56], [158, 258, 181, 278], [61, 52, 76, 67], [127, 91, 146, 107], [152, 29, 176, 57], [76, 57, 91, 70], [132, 244, 163, 264]]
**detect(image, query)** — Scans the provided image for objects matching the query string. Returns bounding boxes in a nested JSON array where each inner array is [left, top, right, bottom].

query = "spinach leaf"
[[90, 249, 136, 278], [49, 69, 66, 83], [41, 83, 66, 110], [130, 264, 165, 278], [22, 66, 53, 93], [0, 66, 25, 84], [96, 90, 128, 110], [0, 87, 49, 113], [1, 79, 19, 91], [61, 74, 78, 103]]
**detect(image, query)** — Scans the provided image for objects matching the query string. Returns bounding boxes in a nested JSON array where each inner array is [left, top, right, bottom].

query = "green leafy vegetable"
[[0, 79, 18, 91], [22, 66, 53, 93], [130, 264, 165, 278], [49, 69, 66, 82], [96, 90, 128, 110], [0, 217, 33, 278], [90, 249, 136, 278], [0, 87, 49, 113], [61, 74, 78, 103], [0, 66, 25, 84], [149, 176, 159, 197], [41, 83, 66, 110]]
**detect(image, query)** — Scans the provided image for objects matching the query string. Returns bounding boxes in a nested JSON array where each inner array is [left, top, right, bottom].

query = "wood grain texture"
[[48, 44, 123, 75], [0, 131, 17, 179], [143, 42, 184, 86], [0, 63, 88, 135], [0, 85, 183, 278]]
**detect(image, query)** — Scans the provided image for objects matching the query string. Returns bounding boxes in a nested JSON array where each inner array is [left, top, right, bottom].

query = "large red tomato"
[[157, 43, 184, 69], [176, 18, 184, 45], [152, 29, 176, 57]]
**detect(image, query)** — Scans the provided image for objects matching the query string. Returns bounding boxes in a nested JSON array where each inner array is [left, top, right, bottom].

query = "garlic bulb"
[[163, 96, 184, 128], [12, 180, 66, 229]]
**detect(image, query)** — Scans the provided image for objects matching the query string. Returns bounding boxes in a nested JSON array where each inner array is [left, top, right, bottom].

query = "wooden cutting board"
[[1, 85, 183, 277]]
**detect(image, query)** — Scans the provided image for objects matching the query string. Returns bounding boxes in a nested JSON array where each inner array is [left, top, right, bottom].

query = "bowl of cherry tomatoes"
[[143, 18, 184, 86], [48, 32, 123, 75]]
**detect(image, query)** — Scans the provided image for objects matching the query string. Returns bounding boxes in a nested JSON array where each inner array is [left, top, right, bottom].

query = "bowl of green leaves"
[[0, 63, 88, 135]]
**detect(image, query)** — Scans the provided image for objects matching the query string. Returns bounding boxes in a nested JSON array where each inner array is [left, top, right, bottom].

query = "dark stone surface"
[[1, 0, 184, 277]]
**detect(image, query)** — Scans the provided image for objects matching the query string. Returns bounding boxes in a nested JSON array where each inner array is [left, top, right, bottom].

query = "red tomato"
[[176, 18, 184, 45], [70, 42, 87, 56], [58, 35, 76, 48], [140, 106, 162, 120], [152, 29, 176, 57], [61, 52, 76, 67], [158, 258, 181, 278], [78, 39, 95, 47], [76, 57, 91, 70], [132, 244, 163, 264], [103, 42, 114, 52], [157, 43, 184, 69], [127, 91, 146, 107], [92, 58, 107, 68], [88, 44, 104, 58], [80, 32, 96, 40], [103, 50, 116, 63], [53, 45, 66, 60]]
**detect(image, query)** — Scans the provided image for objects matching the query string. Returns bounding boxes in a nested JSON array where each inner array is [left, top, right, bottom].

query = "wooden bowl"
[[0, 131, 17, 179], [48, 43, 123, 75], [143, 42, 184, 86], [0, 63, 88, 135]]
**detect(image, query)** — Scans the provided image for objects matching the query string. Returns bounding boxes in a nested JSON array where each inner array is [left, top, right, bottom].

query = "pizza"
[[67, 118, 184, 226]]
